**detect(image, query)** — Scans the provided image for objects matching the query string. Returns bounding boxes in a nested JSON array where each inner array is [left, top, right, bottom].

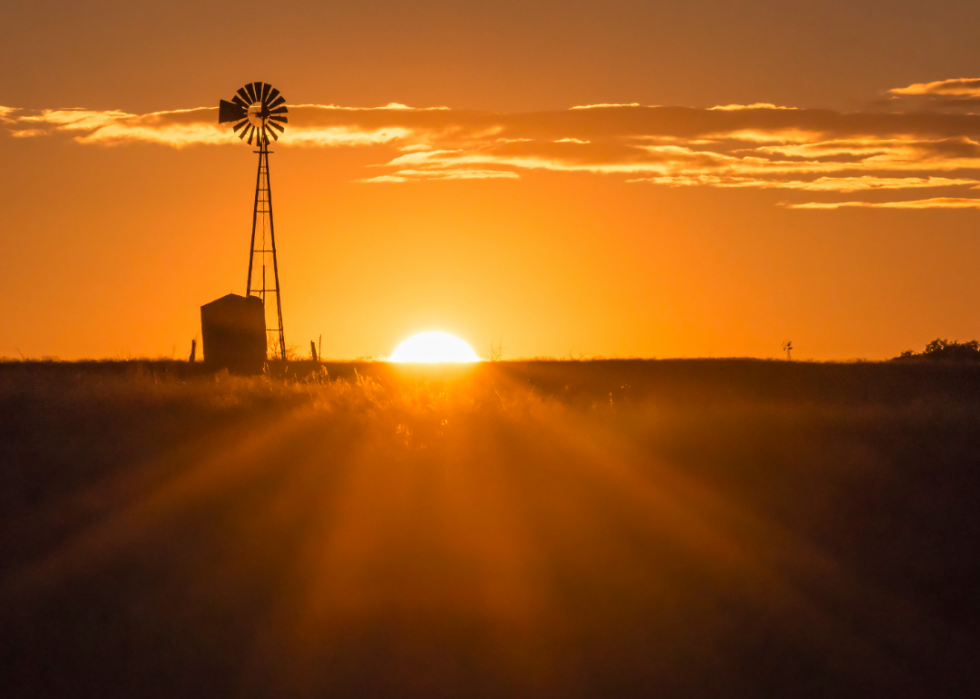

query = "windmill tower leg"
[[245, 137, 286, 360], [266, 142, 286, 361]]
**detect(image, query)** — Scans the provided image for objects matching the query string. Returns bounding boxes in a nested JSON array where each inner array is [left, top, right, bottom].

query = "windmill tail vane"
[[218, 82, 288, 360]]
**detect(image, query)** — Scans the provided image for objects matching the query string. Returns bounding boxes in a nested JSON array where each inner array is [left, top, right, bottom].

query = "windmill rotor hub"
[[247, 103, 269, 127]]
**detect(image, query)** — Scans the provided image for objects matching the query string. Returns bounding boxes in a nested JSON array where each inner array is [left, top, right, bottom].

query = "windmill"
[[782, 340, 793, 361], [218, 82, 289, 359]]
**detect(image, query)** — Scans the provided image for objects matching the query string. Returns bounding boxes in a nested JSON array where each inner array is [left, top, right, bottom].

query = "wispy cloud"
[[570, 103, 642, 110], [708, 103, 799, 111], [0, 104, 433, 147], [358, 169, 520, 183], [889, 78, 980, 98], [786, 197, 980, 209], [5, 79, 980, 208], [886, 77, 980, 111], [0, 106, 20, 123], [631, 176, 980, 192], [8, 107, 235, 146]]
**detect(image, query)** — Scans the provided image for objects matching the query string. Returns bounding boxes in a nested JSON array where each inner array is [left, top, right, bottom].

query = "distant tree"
[[897, 338, 980, 362]]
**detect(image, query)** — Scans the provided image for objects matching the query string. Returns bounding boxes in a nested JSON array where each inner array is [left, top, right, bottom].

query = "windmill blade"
[[260, 82, 272, 103], [267, 127, 279, 141], [236, 87, 251, 103], [246, 83, 259, 102], [232, 94, 249, 110], [238, 124, 250, 141], [268, 120, 284, 133], [269, 115, 288, 125], [269, 105, 288, 115], [266, 87, 280, 105], [218, 99, 246, 123], [241, 84, 255, 102], [247, 125, 257, 145], [232, 118, 249, 133], [252, 82, 263, 102], [268, 95, 286, 109]]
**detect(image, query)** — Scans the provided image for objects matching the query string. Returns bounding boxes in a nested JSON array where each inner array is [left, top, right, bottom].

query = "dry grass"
[[1, 359, 979, 698]]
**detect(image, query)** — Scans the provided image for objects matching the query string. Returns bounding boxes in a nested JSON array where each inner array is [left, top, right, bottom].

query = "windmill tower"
[[218, 82, 289, 359], [782, 340, 793, 361]]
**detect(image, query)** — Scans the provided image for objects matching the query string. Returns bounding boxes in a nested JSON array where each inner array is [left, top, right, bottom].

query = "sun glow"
[[389, 332, 480, 363]]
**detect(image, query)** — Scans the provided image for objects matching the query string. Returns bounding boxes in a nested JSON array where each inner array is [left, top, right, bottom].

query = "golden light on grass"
[[389, 331, 480, 363]]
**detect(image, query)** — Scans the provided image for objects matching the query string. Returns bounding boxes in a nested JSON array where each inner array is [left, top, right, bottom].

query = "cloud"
[[0, 104, 436, 148], [5, 79, 980, 209], [630, 175, 980, 192], [786, 197, 980, 209], [763, 176, 980, 191], [295, 102, 449, 111], [6, 107, 235, 146], [570, 103, 641, 110], [282, 125, 413, 147], [889, 78, 980, 98], [886, 78, 980, 111], [708, 103, 799, 111], [358, 169, 520, 183]]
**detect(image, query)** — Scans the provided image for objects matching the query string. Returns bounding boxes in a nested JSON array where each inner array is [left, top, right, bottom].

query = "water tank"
[[200, 294, 266, 374]]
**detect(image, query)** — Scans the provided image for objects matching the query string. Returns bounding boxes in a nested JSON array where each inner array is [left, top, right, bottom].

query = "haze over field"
[[3, 0, 980, 360]]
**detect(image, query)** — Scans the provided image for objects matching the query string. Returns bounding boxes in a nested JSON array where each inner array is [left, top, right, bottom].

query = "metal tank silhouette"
[[200, 294, 266, 374]]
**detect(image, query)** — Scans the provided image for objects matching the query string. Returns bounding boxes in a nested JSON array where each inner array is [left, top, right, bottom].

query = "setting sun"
[[389, 332, 480, 363]]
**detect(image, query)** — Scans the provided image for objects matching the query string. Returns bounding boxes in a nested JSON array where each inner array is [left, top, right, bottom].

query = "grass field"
[[1, 359, 979, 698]]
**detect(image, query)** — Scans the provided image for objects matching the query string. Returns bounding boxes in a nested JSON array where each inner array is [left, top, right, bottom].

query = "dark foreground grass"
[[1, 359, 978, 698]]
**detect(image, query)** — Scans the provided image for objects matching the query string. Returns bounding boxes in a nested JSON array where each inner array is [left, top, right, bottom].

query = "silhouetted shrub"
[[900, 338, 980, 362]]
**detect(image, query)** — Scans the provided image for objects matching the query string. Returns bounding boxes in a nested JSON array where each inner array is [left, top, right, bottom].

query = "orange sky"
[[4, 0, 980, 360]]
